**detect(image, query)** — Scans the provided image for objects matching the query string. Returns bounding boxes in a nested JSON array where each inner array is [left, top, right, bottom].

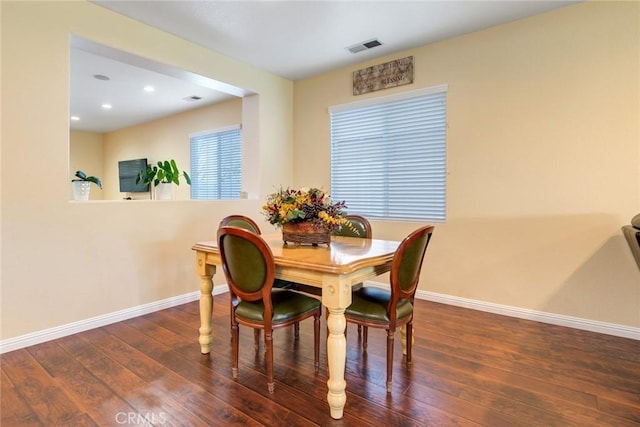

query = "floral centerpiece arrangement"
[[262, 187, 352, 245]]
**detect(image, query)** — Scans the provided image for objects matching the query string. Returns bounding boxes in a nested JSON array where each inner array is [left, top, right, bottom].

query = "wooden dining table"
[[192, 233, 400, 419]]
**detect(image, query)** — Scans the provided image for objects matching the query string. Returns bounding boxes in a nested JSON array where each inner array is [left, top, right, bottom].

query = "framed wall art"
[[353, 56, 414, 95]]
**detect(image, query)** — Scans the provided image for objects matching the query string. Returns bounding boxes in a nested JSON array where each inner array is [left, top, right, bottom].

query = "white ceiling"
[[72, 0, 579, 133], [70, 44, 239, 133]]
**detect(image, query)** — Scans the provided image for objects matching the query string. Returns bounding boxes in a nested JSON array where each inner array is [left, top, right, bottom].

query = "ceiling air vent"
[[346, 38, 383, 54], [183, 95, 202, 102]]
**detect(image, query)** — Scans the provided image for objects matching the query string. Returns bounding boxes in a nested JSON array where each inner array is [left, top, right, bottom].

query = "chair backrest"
[[217, 226, 275, 305], [219, 215, 262, 234], [622, 224, 640, 270], [334, 215, 372, 238], [389, 225, 435, 312]]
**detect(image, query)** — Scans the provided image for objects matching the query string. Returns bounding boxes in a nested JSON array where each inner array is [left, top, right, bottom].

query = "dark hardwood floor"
[[2, 293, 639, 426]]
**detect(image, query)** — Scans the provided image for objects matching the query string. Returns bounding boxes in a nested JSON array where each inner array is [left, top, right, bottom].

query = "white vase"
[[72, 181, 91, 201], [155, 182, 174, 200]]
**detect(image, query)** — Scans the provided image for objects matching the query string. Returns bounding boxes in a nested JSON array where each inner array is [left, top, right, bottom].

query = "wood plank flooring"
[[2, 293, 639, 426]]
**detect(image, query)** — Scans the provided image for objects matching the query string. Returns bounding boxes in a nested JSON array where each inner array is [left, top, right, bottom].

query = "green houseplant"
[[72, 170, 102, 188], [136, 159, 191, 187], [71, 170, 102, 201], [136, 159, 191, 200]]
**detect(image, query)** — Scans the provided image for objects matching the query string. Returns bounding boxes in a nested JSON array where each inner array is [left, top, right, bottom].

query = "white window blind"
[[190, 125, 242, 200], [330, 85, 447, 222]]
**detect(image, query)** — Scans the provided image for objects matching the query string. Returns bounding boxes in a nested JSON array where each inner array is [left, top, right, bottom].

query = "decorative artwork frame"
[[352, 56, 414, 95]]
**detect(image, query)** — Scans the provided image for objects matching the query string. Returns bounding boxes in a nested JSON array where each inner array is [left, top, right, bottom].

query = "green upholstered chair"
[[336, 214, 372, 239], [344, 225, 434, 393], [218, 215, 264, 344], [219, 214, 262, 234], [218, 215, 307, 338], [217, 226, 321, 393], [332, 215, 372, 335], [622, 213, 640, 270], [335, 215, 372, 293]]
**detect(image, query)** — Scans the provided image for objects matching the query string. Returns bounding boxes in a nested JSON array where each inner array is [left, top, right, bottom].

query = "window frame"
[[189, 124, 243, 200], [329, 84, 448, 222]]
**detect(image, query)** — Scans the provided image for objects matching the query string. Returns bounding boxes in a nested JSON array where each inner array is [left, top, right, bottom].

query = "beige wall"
[[101, 98, 243, 200], [1, 1, 638, 344], [1, 1, 292, 340], [69, 130, 104, 200], [294, 1, 640, 327]]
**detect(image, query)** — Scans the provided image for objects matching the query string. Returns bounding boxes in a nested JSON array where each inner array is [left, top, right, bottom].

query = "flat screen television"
[[118, 158, 149, 193]]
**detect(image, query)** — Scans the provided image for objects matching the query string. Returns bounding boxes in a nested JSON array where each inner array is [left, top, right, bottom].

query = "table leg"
[[326, 307, 347, 419], [196, 254, 215, 354], [323, 277, 351, 420]]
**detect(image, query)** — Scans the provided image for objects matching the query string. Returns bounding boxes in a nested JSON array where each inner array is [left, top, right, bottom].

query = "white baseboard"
[[418, 289, 640, 340], [0, 285, 229, 354], [363, 281, 640, 340], [2, 282, 637, 354]]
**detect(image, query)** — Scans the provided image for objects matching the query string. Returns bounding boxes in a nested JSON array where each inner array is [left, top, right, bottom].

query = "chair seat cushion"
[[236, 289, 321, 323], [345, 287, 413, 323]]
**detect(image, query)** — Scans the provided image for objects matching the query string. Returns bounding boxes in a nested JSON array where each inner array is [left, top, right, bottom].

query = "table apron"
[[200, 252, 391, 290]]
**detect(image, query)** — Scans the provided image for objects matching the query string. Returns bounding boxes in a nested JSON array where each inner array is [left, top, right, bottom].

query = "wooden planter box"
[[282, 222, 331, 246]]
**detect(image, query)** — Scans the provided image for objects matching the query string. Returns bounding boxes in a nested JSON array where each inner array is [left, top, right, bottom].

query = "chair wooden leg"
[[386, 329, 394, 393], [314, 310, 320, 373], [400, 324, 415, 356], [362, 326, 368, 350], [294, 322, 300, 339], [231, 321, 239, 380], [229, 299, 235, 342], [254, 329, 260, 349], [265, 329, 275, 393], [406, 322, 413, 366]]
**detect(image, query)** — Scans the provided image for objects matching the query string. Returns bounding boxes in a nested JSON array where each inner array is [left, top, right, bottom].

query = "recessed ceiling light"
[[93, 74, 110, 81], [144, 85, 155, 92], [70, 116, 80, 121], [101, 103, 112, 109]]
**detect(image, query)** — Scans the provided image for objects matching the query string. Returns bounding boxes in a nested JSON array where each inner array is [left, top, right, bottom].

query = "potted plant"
[[136, 159, 191, 200], [71, 170, 102, 201]]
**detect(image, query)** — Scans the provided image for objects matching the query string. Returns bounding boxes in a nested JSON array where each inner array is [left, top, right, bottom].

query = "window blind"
[[330, 86, 447, 222], [190, 126, 242, 200]]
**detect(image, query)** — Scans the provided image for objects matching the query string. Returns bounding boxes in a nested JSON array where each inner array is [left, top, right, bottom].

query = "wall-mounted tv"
[[118, 158, 149, 193]]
